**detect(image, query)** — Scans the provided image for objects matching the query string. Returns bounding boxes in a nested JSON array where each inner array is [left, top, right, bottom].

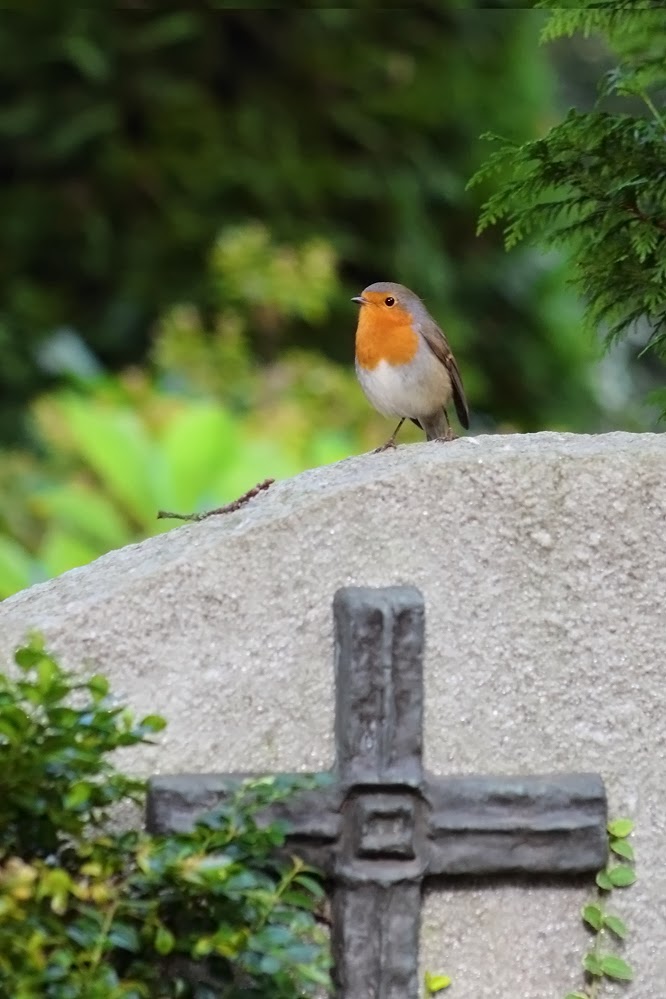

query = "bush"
[[0, 637, 331, 998]]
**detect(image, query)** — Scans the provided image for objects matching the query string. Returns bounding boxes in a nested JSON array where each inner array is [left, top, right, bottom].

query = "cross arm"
[[425, 772, 607, 875], [146, 772, 343, 873]]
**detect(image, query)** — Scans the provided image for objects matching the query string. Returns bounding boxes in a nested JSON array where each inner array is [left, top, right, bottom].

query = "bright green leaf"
[[582, 904, 603, 931], [36, 482, 129, 549], [51, 891, 69, 916], [607, 818, 634, 838], [424, 970, 452, 993], [595, 870, 613, 891], [159, 402, 240, 510], [608, 865, 636, 887], [212, 437, 299, 500], [603, 914, 628, 939], [88, 675, 110, 699], [281, 889, 321, 910], [192, 936, 213, 958], [298, 964, 333, 986], [599, 954, 634, 980], [154, 924, 175, 955], [55, 396, 158, 524], [610, 837, 634, 861], [583, 952, 603, 976], [37, 656, 58, 690], [138, 714, 167, 733], [14, 644, 44, 671], [64, 782, 92, 810]]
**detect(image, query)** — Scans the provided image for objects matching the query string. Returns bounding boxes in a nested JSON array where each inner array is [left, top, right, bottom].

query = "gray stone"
[[148, 586, 607, 999], [1, 431, 665, 996]]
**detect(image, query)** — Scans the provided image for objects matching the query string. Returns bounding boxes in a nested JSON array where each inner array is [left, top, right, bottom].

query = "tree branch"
[[624, 201, 666, 233], [157, 479, 275, 523]]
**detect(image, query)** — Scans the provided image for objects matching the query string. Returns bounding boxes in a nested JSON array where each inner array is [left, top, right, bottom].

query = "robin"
[[352, 281, 470, 452]]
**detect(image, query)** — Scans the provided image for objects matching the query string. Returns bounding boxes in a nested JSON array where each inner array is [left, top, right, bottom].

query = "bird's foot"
[[372, 437, 398, 454], [433, 429, 458, 443]]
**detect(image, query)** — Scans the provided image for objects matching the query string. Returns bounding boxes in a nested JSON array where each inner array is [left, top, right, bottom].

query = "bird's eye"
[[385, 296, 395, 307]]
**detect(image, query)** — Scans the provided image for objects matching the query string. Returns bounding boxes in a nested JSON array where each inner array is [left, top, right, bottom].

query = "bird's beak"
[[351, 295, 367, 305]]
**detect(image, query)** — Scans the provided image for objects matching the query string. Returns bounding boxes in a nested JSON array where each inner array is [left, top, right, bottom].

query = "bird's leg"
[[373, 418, 406, 454], [434, 409, 457, 443]]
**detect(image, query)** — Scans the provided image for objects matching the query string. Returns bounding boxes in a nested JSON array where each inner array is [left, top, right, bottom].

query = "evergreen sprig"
[[469, 0, 666, 370]]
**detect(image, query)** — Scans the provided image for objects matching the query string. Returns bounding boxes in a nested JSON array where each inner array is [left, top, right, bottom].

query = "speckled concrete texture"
[[1, 431, 665, 997]]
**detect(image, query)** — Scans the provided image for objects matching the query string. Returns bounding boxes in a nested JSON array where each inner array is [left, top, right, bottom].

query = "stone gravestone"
[[148, 585, 607, 999], [1, 433, 664, 993]]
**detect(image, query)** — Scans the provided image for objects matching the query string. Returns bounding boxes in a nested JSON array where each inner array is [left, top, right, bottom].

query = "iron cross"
[[148, 586, 607, 998]]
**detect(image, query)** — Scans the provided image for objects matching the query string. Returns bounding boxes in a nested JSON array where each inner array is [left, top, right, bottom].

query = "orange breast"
[[355, 308, 420, 370]]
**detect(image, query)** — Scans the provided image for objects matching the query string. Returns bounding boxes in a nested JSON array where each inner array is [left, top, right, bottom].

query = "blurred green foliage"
[[0, 224, 396, 598], [0, 637, 331, 997], [1, 2, 603, 443], [470, 0, 666, 396]]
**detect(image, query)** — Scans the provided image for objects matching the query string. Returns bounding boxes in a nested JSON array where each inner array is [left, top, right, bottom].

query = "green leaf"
[[64, 782, 92, 810], [192, 936, 213, 958], [607, 818, 634, 838], [0, 710, 31, 743], [255, 925, 293, 948], [131, 12, 200, 51], [37, 656, 58, 691], [281, 889, 321, 910], [14, 644, 44, 671], [608, 865, 636, 888], [603, 914, 628, 939], [62, 35, 109, 83], [293, 873, 325, 898], [88, 675, 110, 700], [159, 402, 240, 510], [583, 951, 603, 976], [56, 396, 158, 524], [582, 904, 603, 931], [36, 482, 129, 550], [564, 993, 589, 999], [595, 870, 613, 891], [154, 924, 175, 955], [610, 837, 634, 861], [107, 923, 140, 952], [599, 954, 633, 981], [298, 964, 333, 987], [138, 714, 167, 733], [424, 970, 452, 993]]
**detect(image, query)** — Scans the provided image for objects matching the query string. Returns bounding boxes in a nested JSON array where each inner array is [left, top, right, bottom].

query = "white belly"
[[355, 345, 452, 419]]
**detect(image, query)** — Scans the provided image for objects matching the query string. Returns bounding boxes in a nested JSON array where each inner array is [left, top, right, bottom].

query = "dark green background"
[[1, 3, 608, 442]]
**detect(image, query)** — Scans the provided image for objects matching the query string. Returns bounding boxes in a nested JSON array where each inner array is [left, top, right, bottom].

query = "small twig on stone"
[[157, 478, 275, 523]]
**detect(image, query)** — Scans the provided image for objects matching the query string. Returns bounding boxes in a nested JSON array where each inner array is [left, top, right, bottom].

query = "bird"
[[352, 281, 469, 452]]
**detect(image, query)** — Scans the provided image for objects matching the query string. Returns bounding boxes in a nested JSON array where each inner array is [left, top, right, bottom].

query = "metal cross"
[[147, 586, 607, 999]]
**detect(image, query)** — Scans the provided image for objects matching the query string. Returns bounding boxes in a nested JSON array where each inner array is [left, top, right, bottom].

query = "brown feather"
[[418, 318, 470, 429]]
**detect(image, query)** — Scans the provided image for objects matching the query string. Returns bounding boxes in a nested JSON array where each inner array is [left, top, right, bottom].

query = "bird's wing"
[[419, 318, 470, 429]]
